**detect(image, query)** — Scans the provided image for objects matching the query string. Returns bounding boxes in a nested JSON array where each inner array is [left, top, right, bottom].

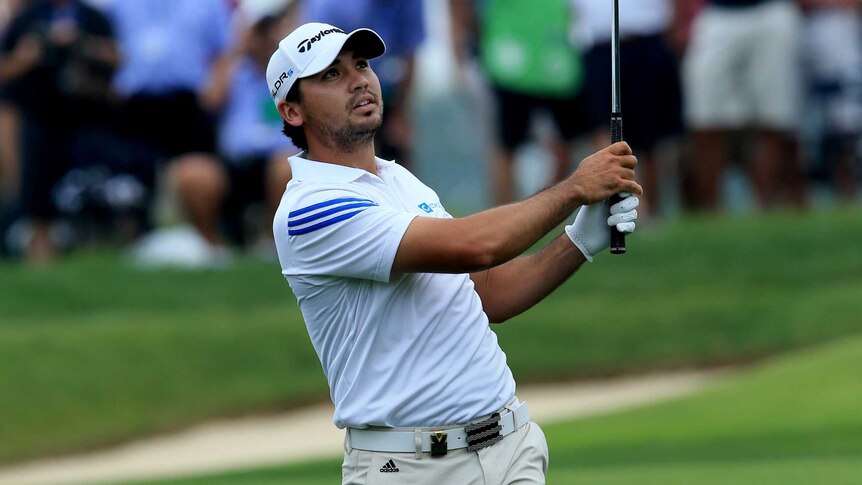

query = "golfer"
[[269, 23, 641, 485]]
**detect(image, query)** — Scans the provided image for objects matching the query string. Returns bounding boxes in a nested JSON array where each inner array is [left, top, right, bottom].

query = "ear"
[[278, 100, 304, 128]]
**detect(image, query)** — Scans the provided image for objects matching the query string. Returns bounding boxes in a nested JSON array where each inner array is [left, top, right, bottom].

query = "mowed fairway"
[[1, 207, 861, 467], [123, 335, 862, 485], [545, 335, 862, 484]]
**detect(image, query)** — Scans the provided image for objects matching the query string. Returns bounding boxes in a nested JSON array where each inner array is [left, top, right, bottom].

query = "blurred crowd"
[[0, 0, 859, 266]]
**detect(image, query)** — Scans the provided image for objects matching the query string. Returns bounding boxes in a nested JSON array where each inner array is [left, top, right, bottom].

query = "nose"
[[347, 66, 370, 92]]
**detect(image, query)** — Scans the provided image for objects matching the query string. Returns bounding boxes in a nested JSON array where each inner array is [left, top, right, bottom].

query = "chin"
[[357, 112, 383, 130]]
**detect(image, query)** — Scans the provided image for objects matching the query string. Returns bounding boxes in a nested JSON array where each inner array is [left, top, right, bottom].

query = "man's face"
[[297, 49, 384, 152]]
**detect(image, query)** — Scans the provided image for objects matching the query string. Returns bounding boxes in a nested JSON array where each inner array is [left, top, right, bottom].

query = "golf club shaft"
[[610, 0, 626, 254]]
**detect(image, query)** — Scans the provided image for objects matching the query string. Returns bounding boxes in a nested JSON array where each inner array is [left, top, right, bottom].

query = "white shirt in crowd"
[[571, 0, 672, 48], [273, 154, 516, 429]]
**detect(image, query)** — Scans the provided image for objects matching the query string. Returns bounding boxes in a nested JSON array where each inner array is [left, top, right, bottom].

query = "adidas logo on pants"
[[379, 459, 399, 473]]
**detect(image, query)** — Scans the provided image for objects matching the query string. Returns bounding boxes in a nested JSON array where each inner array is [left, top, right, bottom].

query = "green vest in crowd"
[[479, 0, 584, 97]]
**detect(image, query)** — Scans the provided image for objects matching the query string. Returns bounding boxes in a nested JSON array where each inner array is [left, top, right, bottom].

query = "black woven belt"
[[465, 412, 503, 452]]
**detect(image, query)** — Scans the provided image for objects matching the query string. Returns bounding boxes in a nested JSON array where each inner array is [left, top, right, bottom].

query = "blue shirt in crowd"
[[301, 0, 425, 93], [106, 0, 231, 96], [218, 57, 297, 162]]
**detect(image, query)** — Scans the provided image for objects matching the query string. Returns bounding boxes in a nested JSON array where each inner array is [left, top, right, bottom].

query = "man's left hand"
[[564, 194, 639, 261]]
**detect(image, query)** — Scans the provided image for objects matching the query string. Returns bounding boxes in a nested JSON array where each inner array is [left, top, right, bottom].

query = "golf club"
[[610, 0, 626, 254]]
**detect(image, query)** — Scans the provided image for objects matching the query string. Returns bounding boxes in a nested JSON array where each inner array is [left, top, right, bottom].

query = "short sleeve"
[[275, 187, 416, 282]]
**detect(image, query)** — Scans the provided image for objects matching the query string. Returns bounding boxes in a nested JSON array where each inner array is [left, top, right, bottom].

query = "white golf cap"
[[266, 22, 386, 106]]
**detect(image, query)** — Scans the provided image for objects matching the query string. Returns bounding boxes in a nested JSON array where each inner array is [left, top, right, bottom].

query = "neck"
[[306, 138, 378, 175]]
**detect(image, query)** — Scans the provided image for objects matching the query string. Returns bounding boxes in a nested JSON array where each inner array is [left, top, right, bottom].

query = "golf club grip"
[[610, 114, 626, 254]]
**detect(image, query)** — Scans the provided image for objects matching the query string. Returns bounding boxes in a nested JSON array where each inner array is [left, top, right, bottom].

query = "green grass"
[[124, 333, 862, 485], [0, 258, 327, 462], [545, 334, 862, 483], [497, 208, 862, 381], [1, 208, 862, 464]]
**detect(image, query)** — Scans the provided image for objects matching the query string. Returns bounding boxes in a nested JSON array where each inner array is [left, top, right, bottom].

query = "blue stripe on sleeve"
[[288, 209, 368, 236], [289, 197, 375, 218], [287, 201, 377, 227]]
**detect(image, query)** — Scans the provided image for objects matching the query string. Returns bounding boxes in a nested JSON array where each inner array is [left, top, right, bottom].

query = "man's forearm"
[[393, 142, 639, 274], [394, 180, 583, 274], [462, 182, 584, 266], [471, 233, 586, 323]]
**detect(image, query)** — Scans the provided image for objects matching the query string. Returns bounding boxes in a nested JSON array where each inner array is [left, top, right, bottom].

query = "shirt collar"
[[288, 152, 396, 183]]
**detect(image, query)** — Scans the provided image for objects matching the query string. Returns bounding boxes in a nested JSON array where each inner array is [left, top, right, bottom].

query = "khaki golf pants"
[[342, 422, 549, 485]]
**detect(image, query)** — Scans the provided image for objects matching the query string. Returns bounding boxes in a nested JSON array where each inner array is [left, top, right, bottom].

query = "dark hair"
[[281, 80, 308, 151]]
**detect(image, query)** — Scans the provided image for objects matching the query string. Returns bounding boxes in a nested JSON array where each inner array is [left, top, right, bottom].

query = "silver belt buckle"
[[465, 413, 503, 452]]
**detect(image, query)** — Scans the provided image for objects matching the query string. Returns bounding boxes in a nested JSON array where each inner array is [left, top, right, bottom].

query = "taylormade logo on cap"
[[296, 27, 345, 53], [266, 22, 386, 106]]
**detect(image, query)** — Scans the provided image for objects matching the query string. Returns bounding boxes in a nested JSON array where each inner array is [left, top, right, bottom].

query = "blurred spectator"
[[800, 0, 862, 199], [683, 0, 808, 211], [301, 0, 425, 170], [452, 0, 596, 204], [104, 0, 234, 261], [0, 96, 18, 209], [0, 0, 21, 205], [0, 0, 118, 263], [0, 0, 23, 27], [0, 0, 25, 256], [667, 0, 707, 54], [202, 0, 298, 251], [573, 0, 684, 217]]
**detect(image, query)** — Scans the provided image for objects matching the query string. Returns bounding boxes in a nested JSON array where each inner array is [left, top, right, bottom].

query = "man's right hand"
[[569, 142, 642, 205]]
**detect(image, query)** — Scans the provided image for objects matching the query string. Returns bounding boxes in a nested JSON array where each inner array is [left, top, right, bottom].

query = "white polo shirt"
[[273, 153, 516, 429]]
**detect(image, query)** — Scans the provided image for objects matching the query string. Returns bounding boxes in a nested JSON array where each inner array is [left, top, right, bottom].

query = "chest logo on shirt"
[[419, 202, 444, 214]]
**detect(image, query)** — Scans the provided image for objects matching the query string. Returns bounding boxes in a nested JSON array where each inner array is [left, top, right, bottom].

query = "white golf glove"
[[565, 194, 639, 262]]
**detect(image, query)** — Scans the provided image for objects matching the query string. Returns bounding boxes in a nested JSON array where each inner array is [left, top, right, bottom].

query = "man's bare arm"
[[392, 142, 640, 274], [469, 233, 586, 323]]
